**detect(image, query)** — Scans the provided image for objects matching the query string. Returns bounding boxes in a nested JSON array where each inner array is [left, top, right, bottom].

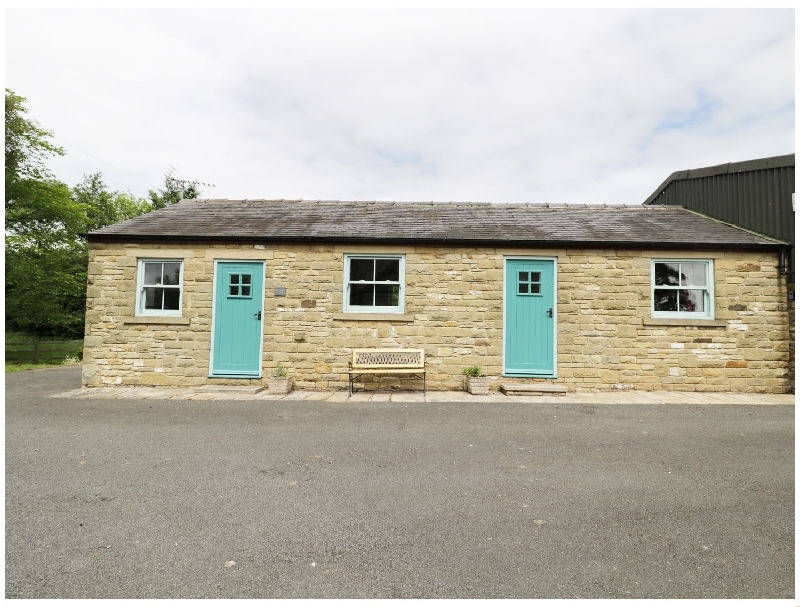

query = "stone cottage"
[[83, 200, 792, 393]]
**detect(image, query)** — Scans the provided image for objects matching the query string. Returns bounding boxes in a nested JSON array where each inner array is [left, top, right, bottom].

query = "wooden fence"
[[5, 339, 83, 365]]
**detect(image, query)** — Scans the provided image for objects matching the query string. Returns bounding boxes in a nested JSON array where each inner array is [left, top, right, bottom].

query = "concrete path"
[[54, 385, 795, 405]]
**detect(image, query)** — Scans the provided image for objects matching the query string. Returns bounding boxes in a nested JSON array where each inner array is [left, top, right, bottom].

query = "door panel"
[[211, 262, 264, 377], [504, 259, 555, 376]]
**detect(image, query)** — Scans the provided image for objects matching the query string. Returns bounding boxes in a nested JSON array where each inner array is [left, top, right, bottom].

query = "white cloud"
[[6, 8, 794, 205]]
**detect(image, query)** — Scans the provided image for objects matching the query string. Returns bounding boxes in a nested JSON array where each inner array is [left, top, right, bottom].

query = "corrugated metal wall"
[[647, 163, 794, 244]]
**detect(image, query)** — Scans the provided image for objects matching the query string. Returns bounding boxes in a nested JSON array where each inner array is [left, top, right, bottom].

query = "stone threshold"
[[499, 383, 568, 396], [199, 385, 265, 394]]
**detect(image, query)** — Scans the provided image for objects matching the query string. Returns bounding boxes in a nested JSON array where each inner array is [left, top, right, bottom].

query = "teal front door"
[[504, 258, 556, 376], [211, 261, 264, 377]]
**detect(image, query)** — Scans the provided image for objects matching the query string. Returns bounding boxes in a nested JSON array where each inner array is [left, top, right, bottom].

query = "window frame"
[[135, 258, 184, 317], [651, 259, 714, 319], [342, 254, 405, 314], [517, 270, 543, 297], [227, 272, 253, 299]]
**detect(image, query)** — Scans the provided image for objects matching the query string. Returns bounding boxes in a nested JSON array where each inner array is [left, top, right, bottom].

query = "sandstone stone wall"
[[82, 243, 792, 393]]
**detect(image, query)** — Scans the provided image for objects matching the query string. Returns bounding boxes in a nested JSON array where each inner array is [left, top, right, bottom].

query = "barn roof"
[[87, 199, 786, 249], [642, 154, 794, 246]]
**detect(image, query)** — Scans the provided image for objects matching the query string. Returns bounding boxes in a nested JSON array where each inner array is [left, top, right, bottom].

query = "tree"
[[4, 89, 189, 339], [5, 240, 88, 337], [5, 181, 89, 338], [5, 89, 78, 236], [6, 178, 84, 242], [148, 169, 202, 210], [73, 172, 152, 232], [6, 92, 91, 337], [5, 176, 88, 337], [5, 88, 64, 183], [6, 170, 153, 337], [5, 90, 79, 239]]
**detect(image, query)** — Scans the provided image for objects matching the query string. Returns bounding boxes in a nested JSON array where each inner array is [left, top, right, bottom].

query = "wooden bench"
[[348, 348, 426, 395]]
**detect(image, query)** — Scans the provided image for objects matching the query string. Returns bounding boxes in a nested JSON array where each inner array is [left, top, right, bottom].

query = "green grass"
[[6, 362, 76, 373]]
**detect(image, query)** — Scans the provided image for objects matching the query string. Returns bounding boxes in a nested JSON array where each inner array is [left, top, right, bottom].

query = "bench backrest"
[[351, 348, 425, 369]]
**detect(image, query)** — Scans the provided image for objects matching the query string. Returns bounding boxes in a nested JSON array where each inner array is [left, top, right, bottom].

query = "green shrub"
[[462, 364, 483, 378]]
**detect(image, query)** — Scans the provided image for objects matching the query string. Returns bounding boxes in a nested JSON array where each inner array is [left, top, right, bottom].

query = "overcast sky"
[[5, 8, 795, 205]]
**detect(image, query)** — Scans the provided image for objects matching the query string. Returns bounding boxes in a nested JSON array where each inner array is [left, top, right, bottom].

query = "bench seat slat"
[[349, 369, 423, 375], [350, 365, 424, 370]]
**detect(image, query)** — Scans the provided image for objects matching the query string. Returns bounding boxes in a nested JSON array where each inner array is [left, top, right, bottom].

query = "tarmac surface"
[[5, 366, 795, 599]]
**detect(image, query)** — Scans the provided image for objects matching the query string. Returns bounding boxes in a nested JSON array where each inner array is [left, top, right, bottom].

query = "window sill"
[[123, 316, 190, 325], [643, 318, 727, 328], [332, 313, 414, 322]]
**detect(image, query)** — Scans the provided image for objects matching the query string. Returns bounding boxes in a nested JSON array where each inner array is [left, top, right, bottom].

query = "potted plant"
[[268, 362, 294, 395], [463, 364, 489, 395]]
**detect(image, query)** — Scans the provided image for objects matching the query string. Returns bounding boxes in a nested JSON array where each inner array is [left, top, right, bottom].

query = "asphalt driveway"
[[5, 367, 794, 599]]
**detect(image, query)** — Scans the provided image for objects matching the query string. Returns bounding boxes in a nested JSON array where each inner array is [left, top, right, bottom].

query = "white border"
[[650, 259, 715, 319], [342, 253, 406, 314], [135, 258, 184, 317], [502, 256, 558, 378], [209, 259, 266, 378]]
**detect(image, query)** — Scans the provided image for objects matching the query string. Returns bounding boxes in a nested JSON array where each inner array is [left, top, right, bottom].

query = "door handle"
[[254, 311, 262, 320], [546, 308, 553, 318]]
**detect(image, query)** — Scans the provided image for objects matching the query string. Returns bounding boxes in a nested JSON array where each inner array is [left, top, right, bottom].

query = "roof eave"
[[86, 233, 783, 250]]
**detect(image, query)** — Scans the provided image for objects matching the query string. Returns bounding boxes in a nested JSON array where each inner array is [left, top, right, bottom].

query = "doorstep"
[[499, 383, 568, 396], [199, 385, 265, 394]]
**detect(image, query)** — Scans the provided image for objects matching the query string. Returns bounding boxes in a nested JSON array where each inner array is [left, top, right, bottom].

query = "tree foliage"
[[5, 90, 83, 336], [5, 243, 89, 337], [74, 172, 152, 232], [5, 88, 64, 183], [148, 170, 202, 210], [4, 90, 153, 338], [5, 88, 205, 339]]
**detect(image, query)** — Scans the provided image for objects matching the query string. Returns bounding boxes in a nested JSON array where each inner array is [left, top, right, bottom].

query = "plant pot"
[[465, 376, 489, 395], [268, 377, 293, 395]]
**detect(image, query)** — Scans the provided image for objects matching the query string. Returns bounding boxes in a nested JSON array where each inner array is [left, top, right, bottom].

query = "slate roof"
[[87, 199, 785, 249]]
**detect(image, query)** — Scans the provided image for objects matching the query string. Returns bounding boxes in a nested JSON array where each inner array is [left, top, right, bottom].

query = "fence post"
[[33, 340, 40, 365]]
